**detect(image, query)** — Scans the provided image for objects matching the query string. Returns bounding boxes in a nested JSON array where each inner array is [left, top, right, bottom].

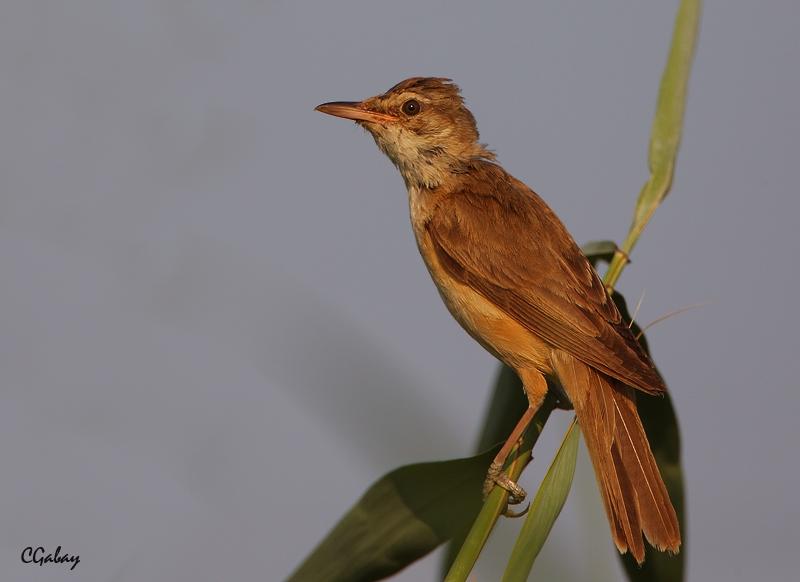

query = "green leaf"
[[611, 292, 685, 582], [639, 0, 702, 220], [500, 418, 581, 582], [286, 447, 500, 582], [581, 240, 618, 267], [604, 0, 702, 289]]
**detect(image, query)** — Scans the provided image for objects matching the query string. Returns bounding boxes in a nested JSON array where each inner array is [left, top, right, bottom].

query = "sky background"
[[1, 1, 798, 581]]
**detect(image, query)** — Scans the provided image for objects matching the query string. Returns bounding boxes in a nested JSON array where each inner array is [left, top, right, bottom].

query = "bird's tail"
[[551, 351, 680, 563]]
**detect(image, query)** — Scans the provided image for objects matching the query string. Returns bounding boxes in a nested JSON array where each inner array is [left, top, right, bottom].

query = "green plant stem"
[[444, 395, 557, 582]]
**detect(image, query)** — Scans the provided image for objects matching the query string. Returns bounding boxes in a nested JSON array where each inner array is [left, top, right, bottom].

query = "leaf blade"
[[286, 448, 498, 582], [501, 418, 581, 582], [604, 0, 702, 289]]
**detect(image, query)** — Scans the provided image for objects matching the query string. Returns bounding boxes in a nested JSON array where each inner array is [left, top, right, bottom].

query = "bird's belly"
[[429, 268, 554, 375]]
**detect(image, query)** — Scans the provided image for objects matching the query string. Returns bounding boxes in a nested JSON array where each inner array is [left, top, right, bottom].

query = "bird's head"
[[316, 78, 495, 189]]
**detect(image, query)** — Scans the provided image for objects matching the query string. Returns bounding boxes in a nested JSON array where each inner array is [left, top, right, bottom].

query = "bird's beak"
[[315, 101, 397, 123]]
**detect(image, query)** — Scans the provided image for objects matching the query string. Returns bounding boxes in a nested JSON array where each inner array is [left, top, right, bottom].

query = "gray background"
[[1, 1, 798, 581]]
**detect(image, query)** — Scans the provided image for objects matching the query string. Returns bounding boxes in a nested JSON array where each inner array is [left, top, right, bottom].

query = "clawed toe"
[[483, 459, 528, 507]]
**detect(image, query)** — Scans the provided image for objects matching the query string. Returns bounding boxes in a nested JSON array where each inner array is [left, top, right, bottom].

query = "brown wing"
[[426, 162, 665, 394]]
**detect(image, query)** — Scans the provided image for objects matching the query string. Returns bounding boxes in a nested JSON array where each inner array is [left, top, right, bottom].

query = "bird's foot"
[[483, 459, 529, 516]]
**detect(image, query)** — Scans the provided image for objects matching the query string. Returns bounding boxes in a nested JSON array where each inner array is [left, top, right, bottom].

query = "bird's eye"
[[401, 99, 421, 116]]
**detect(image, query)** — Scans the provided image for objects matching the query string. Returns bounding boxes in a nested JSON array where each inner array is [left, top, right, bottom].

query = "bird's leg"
[[483, 371, 550, 507], [483, 405, 535, 504]]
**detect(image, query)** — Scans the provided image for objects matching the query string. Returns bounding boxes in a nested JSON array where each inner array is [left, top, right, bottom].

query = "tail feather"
[[551, 351, 680, 563], [611, 381, 681, 552]]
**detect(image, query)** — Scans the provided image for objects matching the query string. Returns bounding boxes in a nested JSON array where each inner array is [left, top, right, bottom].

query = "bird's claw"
[[483, 459, 528, 508], [503, 503, 530, 518]]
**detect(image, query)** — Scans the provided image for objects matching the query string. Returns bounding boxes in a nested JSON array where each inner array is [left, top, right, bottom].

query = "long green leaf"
[[604, 0, 702, 288], [286, 447, 499, 582], [500, 418, 581, 582]]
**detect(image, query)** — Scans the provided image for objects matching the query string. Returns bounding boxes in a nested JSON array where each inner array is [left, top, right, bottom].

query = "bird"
[[315, 77, 679, 563]]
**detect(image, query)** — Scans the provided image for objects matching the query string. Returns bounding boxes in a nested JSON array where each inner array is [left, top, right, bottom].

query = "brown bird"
[[315, 77, 679, 562]]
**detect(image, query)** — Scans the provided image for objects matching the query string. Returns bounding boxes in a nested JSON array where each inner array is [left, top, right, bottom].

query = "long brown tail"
[[551, 351, 680, 563]]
